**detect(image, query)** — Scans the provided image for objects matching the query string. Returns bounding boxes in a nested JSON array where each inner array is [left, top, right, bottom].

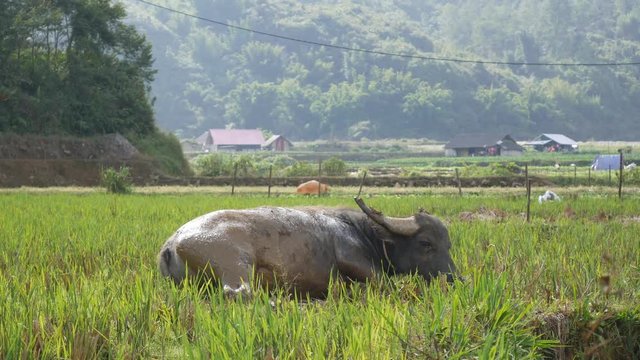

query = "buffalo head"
[[354, 197, 458, 282]]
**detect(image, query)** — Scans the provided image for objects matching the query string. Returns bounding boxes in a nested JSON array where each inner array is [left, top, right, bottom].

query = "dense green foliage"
[[100, 166, 133, 193], [123, 0, 640, 140], [191, 152, 327, 177], [0, 0, 156, 136], [0, 0, 194, 175], [1, 192, 638, 358], [322, 156, 347, 176], [192, 152, 234, 176], [130, 131, 192, 176]]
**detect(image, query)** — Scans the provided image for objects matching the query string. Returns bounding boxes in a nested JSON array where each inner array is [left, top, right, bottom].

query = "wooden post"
[[618, 150, 624, 200], [573, 165, 577, 185], [231, 162, 238, 196], [525, 163, 529, 188], [267, 165, 273, 198], [455, 168, 462, 196], [318, 159, 322, 197], [526, 179, 531, 223]]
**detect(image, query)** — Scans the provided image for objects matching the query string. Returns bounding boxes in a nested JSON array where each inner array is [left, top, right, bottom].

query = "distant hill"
[[122, 0, 640, 141]]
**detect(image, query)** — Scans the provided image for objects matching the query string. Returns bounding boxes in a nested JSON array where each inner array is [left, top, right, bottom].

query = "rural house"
[[444, 134, 524, 157], [526, 134, 578, 152], [263, 135, 293, 152], [196, 129, 265, 152]]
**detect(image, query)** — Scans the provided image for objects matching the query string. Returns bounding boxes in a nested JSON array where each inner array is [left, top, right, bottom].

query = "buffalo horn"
[[354, 197, 419, 236]]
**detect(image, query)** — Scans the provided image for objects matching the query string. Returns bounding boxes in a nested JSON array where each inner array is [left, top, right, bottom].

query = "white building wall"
[[444, 149, 457, 157]]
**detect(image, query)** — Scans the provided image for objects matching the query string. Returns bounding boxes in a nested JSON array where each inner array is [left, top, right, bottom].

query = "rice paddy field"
[[1, 187, 639, 359]]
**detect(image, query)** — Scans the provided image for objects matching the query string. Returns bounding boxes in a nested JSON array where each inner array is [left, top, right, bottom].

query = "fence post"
[[267, 165, 272, 198], [455, 168, 462, 196], [525, 164, 530, 222], [318, 159, 322, 197], [231, 162, 238, 196], [526, 179, 531, 223], [618, 149, 624, 200]]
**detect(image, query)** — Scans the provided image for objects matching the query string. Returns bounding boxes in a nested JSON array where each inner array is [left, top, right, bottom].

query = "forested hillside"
[[121, 0, 640, 141], [4, 1, 639, 141]]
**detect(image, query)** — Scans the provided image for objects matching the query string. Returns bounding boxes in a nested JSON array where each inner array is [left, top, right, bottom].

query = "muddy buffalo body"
[[158, 198, 457, 297]]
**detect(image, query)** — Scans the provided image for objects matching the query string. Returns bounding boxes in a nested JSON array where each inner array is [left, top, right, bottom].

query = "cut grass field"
[[1, 190, 639, 358]]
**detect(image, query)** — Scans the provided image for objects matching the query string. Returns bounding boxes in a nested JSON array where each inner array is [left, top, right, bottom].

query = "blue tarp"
[[591, 155, 621, 171]]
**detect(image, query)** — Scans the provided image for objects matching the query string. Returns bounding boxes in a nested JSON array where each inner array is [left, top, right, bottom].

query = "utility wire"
[[133, 0, 640, 67]]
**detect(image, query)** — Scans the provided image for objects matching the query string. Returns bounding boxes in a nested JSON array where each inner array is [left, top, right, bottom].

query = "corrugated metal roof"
[[208, 129, 265, 146], [195, 131, 210, 144], [539, 133, 577, 146], [524, 140, 552, 146], [263, 134, 292, 147], [445, 133, 523, 151]]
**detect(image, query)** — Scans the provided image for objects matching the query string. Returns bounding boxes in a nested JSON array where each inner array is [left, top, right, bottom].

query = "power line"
[[133, 0, 640, 67]]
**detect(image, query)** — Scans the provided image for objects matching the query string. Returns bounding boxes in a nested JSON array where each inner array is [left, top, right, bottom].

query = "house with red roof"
[[196, 129, 266, 152]]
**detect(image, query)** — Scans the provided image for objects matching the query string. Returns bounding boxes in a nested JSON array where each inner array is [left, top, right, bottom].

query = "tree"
[[0, 0, 156, 137]]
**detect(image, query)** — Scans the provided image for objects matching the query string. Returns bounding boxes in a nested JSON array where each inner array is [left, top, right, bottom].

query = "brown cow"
[[158, 198, 458, 297], [296, 180, 330, 195]]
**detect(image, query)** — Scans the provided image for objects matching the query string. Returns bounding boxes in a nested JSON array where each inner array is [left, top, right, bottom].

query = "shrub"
[[625, 167, 640, 185], [268, 155, 297, 168], [322, 156, 347, 176], [401, 168, 422, 178], [254, 155, 296, 177], [101, 166, 132, 194], [491, 162, 522, 176], [129, 131, 192, 176], [286, 161, 315, 177], [233, 154, 256, 176], [460, 164, 484, 177], [192, 153, 234, 176]]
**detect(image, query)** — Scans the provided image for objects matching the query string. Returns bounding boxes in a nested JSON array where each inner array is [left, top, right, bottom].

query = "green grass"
[[1, 191, 639, 358]]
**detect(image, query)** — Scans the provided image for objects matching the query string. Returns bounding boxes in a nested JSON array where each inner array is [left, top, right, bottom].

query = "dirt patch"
[[0, 134, 163, 187], [0, 133, 139, 160], [593, 211, 613, 222], [533, 309, 640, 359], [458, 207, 509, 221], [621, 216, 640, 224]]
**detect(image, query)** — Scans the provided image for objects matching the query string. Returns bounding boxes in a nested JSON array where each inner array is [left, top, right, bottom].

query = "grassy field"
[[1, 190, 639, 358]]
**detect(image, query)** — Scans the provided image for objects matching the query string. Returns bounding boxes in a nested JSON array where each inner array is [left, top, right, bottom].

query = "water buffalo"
[[158, 198, 457, 297], [296, 180, 330, 195]]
